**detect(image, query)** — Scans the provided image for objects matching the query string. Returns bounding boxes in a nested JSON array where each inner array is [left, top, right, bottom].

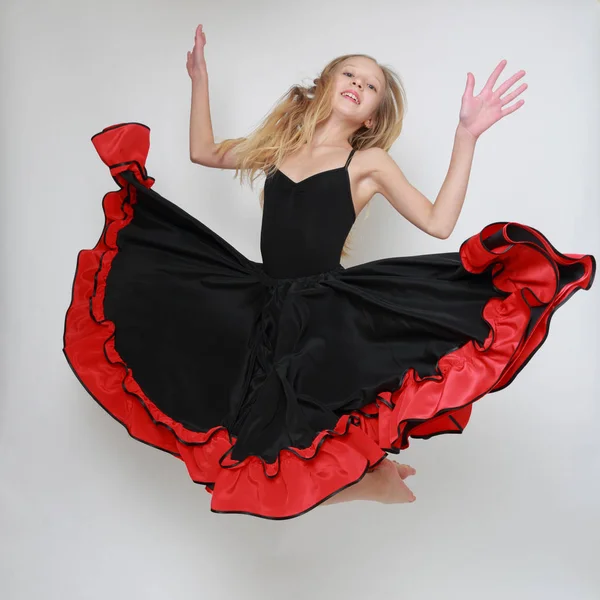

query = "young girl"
[[63, 24, 596, 520]]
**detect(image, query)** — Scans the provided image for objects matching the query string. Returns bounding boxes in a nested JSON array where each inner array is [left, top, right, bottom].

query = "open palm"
[[459, 60, 527, 140]]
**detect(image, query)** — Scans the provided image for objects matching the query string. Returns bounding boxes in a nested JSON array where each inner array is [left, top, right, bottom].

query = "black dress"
[[63, 122, 596, 520]]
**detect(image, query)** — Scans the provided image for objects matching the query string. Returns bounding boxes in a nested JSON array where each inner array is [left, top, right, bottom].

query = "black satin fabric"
[[105, 168, 511, 464]]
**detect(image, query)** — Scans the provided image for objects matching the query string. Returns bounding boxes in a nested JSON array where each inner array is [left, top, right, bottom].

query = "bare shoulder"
[[354, 146, 415, 200], [351, 147, 439, 237], [349, 147, 392, 212], [355, 147, 400, 187]]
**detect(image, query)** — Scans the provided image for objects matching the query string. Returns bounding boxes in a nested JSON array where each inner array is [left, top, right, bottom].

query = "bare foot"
[[319, 457, 417, 508], [370, 458, 417, 503], [393, 461, 417, 480]]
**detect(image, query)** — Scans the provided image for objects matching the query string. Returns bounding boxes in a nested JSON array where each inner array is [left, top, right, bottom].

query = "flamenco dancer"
[[63, 24, 596, 519]]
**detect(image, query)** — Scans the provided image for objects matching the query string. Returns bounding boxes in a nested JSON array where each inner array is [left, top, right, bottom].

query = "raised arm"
[[370, 60, 527, 240], [187, 24, 237, 169], [367, 126, 477, 240]]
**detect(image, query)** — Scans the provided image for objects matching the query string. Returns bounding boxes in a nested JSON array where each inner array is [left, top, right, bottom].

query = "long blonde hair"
[[213, 53, 407, 258]]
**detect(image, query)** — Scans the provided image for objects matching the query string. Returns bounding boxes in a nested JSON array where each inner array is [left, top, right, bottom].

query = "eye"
[[343, 71, 377, 92]]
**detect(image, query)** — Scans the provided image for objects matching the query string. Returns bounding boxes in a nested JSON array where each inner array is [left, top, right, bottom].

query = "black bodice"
[[260, 148, 357, 278]]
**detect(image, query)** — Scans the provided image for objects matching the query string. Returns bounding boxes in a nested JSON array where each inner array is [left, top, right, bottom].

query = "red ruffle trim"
[[63, 122, 596, 520]]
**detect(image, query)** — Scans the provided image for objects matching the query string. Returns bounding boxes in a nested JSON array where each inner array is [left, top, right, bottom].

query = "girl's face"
[[333, 58, 384, 129]]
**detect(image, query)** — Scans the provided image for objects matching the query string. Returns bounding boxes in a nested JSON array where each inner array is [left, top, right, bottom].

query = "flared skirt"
[[62, 122, 596, 519]]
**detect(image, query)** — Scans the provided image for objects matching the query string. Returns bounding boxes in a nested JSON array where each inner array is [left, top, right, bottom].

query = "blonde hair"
[[213, 53, 407, 258]]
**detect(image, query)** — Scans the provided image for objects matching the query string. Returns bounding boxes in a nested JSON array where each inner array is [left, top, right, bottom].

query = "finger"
[[483, 59, 507, 92], [500, 83, 527, 107], [501, 99, 525, 116], [463, 72, 475, 98], [495, 70, 526, 97]]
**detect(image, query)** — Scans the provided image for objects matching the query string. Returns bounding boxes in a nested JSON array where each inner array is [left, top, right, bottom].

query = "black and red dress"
[[63, 122, 596, 519]]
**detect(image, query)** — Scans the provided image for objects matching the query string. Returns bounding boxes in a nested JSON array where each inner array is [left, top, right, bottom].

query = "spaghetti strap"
[[344, 148, 357, 169]]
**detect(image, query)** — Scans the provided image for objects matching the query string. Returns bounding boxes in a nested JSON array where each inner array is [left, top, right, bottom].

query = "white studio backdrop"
[[1, 0, 599, 599]]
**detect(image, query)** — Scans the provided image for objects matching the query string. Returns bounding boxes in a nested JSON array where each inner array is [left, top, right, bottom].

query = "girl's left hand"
[[458, 60, 527, 140]]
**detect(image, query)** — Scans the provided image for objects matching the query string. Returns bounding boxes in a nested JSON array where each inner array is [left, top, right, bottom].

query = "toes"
[[394, 463, 417, 479], [397, 475, 417, 502]]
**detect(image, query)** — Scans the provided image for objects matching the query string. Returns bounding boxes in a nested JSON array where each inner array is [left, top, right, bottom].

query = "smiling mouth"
[[341, 93, 360, 105]]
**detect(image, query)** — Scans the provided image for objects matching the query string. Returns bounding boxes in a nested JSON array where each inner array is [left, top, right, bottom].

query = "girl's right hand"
[[186, 24, 207, 81]]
